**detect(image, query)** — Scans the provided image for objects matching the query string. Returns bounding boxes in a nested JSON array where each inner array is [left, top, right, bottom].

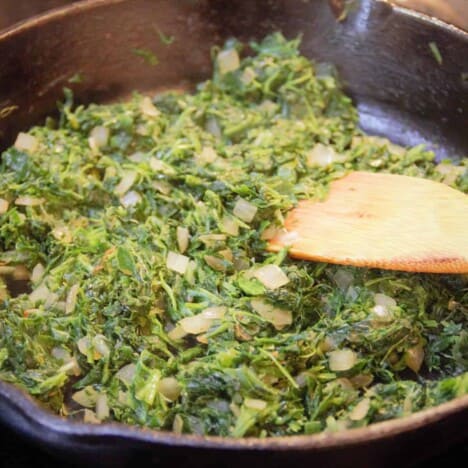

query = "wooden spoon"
[[268, 171, 468, 273]]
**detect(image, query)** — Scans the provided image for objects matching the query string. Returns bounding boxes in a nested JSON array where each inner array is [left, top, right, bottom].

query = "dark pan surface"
[[0, 0, 467, 466]]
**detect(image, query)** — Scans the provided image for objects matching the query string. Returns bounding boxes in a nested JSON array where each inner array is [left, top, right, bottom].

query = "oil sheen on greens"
[[0, 34, 467, 437]]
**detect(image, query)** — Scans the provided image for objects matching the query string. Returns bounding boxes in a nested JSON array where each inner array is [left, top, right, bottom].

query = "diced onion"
[[65, 284, 80, 314], [201, 306, 227, 320], [120, 190, 141, 208], [244, 398, 267, 410], [177, 226, 190, 254], [15, 196, 44, 207], [29, 284, 50, 303], [128, 151, 147, 163], [83, 409, 100, 424], [52, 225, 72, 243], [179, 314, 212, 334], [333, 270, 354, 291], [52, 347, 71, 362], [198, 234, 227, 245], [349, 398, 370, 421], [167, 325, 188, 341], [372, 293, 396, 322], [152, 180, 172, 195], [95, 393, 110, 420], [253, 264, 289, 290], [166, 251, 190, 274], [114, 171, 137, 196], [93, 334, 110, 358], [220, 216, 239, 236], [196, 146, 218, 165], [306, 143, 343, 167], [405, 344, 425, 373], [204, 255, 227, 272], [173, 414, 184, 434], [233, 198, 257, 223], [72, 386, 98, 408], [217, 49, 240, 75], [157, 377, 181, 401], [140, 96, 160, 117], [240, 67, 256, 85], [218, 249, 233, 262], [328, 349, 357, 372], [14, 132, 38, 153], [205, 117, 222, 138], [77, 336, 91, 356], [251, 298, 292, 330], [0, 198, 9, 214], [116, 363, 136, 385], [89, 126, 109, 150]]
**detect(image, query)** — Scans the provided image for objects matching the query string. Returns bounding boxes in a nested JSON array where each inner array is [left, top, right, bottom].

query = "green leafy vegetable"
[[0, 33, 466, 436]]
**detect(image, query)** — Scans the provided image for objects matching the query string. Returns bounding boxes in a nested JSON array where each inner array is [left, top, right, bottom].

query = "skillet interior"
[[0, 0, 467, 466]]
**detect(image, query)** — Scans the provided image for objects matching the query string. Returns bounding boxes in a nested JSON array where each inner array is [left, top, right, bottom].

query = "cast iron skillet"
[[0, 0, 467, 466]]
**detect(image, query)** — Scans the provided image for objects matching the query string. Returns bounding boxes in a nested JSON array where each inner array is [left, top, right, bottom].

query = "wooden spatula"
[[268, 171, 468, 273]]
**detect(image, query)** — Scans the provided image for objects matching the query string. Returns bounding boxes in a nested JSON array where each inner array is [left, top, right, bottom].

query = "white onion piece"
[[152, 180, 172, 195], [93, 334, 110, 358], [166, 251, 190, 274], [333, 270, 353, 291], [89, 126, 109, 150], [372, 293, 396, 322], [349, 398, 370, 421], [114, 171, 137, 196], [233, 198, 257, 223], [52, 225, 72, 243], [244, 398, 267, 410], [157, 377, 181, 401], [254, 265, 289, 290], [179, 314, 213, 334], [15, 196, 44, 207], [65, 284, 80, 314], [240, 67, 256, 85], [120, 190, 141, 208], [204, 255, 227, 272], [220, 216, 239, 236], [116, 363, 137, 385], [167, 325, 188, 341], [0, 198, 9, 214], [52, 346, 71, 362], [196, 146, 218, 164], [128, 151, 147, 163], [201, 306, 227, 320], [176, 227, 190, 253], [140, 96, 160, 117], [250, 298, 292, 330], [306, 143, 343, 167], [217, 49, 240, 75], [14, 132, 38, 153], [29, 284, 50, 303], [83, 409, 100, 424], [205, 117, 222, 138], [328, 349, 357, 372], [77, 336, 91, 356], [173, 414, 184, 434], [95, 393, 110, 420], [72, 386, 98, 408], [405, 344, 425, 373]]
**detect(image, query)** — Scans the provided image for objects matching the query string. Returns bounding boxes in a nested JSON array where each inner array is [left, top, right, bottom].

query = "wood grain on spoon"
[[268, 172, 468, 273]]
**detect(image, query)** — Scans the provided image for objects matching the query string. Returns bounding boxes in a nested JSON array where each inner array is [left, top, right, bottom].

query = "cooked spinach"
[[0, 33, 466, 436]]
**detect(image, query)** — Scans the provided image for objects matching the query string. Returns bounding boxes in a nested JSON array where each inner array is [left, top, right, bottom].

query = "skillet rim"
[[0, 0, 467, 452]]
